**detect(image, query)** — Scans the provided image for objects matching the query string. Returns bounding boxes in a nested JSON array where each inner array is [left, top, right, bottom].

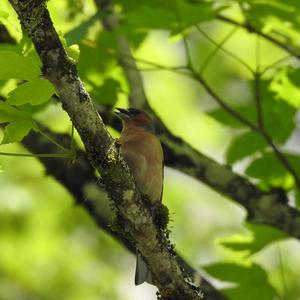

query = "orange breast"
[[120, 128, 163, 204]]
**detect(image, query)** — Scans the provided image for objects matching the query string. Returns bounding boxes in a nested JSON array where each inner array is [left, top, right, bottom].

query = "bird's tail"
[[135, 251, 153, 285]]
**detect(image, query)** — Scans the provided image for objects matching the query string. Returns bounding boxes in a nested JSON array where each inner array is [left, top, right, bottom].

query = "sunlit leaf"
[[271, 67, 300, 108], [222, 224, 288, 256], [226, 131, 268, 164], [0, 51, 40, 80], [7, 78, 55, 106], [92, 78, 120, 106], [254, 80, 296, 143], [65, 13, 99, 44], [78, 31, 117, 76], [245, 0, 300, 30], [122, 0, 217, 32], [67, 44, 80, 62], [1, 119, 33, 144], [0, 101, 30, 122], [204, 263, 277, 300], [245, 151, 300, 188], [207, 105, 256, 128], [0, 102, 36, 144], [0, 9, 9, 23], [209, 80, 296, 144]]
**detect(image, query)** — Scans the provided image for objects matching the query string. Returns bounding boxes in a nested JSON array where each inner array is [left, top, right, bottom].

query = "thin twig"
[[0, 151, 71, 158], [254, 72, 263, 129], [217, 15, 300, 61], [252, 46, 300, 190], [199, 26, 238, 75], [37, 125, 70, 152], [261, 131, 300, 190], [190, 71, 258, 131], [255, 35, 260, 73], [254, 37, 263, 129], [195, 24, 254, 74], [135, 58, 188, 71], [261, 54, 292, 75], [126, 47, 300, 191]]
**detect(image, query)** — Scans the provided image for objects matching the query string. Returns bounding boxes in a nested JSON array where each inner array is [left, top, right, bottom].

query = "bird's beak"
[[115, 108, 130, 120]]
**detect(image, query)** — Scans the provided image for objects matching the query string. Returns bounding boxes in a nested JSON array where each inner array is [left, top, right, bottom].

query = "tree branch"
[[217, 15, 300, 61], [253, 72, 300, 190], [8, 1, 202, 299], [94, 108, 300, 242], [93, 1, 300, 241], [22, 129, 226, 300]]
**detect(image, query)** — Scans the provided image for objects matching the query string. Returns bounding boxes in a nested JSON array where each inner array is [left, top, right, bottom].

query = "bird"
[[115, 107, 164, 285]]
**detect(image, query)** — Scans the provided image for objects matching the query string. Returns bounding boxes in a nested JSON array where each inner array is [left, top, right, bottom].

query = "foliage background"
[[0, 0, 300, 299]]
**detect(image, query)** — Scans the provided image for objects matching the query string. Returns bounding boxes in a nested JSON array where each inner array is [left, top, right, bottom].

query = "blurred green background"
[[1, 0, 300, 299]]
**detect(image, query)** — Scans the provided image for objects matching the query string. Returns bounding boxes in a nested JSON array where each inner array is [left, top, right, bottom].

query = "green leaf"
[[271, 67, 300, 108], [226, 131, 268, 164], [92, 78, 120, 106], [258, 80, 296, 144], [0, 9, 9, 23], [222, 224, 288, 256], [0, 101, 29, 122], [123, 0, 216, 32], [78, 31, 117, 76], [245, 151, 300, 188], [65, 13, 100, 44], [7, 78, 55, 106], [67, 44, 80, 63], [0, 51, 40, 80], [175, 0, 218, 30], [0, 102, 36, 144], [1, 119, 33, 144], [208, 80, 296, 144], [245, 0, 300, 30], [207, 105, 256, 128], [204, 263, 277, 300]]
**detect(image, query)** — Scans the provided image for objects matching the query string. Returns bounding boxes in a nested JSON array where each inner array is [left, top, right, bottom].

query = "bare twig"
[[217, 15, 300, 61], [199, 26, 238, 75], [253, 44, 300, 190], [254, 72, 263, 129], [261, 54, 292, 75], [195, 25, 254, 74], [191, 18, 300, 192], [193, 68, 300, 190], [9, 1, 203, 298], [94, 0, 300, 242], [261, 131, 300, 190]]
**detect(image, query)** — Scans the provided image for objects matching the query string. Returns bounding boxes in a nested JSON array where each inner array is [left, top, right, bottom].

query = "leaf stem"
[[199, 26, 238, 75], [196, 25, 254, 74], [0, 151, 72, 158], [217, 14, 300, 61], [36, 124, 69, 152]]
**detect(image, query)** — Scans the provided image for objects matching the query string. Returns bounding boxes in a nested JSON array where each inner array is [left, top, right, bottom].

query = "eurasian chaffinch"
[[115, 107, 164, 285]]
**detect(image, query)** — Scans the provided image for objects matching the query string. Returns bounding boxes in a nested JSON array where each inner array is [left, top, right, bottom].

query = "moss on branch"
[[8, 0, 203, 298]]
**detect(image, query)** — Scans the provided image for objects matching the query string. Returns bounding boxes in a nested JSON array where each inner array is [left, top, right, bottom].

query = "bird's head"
[[115, 108, 153, 129]]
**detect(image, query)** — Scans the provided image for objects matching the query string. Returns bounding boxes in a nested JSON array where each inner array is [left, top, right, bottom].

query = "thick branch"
[[38, 108, 296, 242], [95, 1, 300, 240], [8, 0, 201, 298], [22, 130, 226, 300]]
